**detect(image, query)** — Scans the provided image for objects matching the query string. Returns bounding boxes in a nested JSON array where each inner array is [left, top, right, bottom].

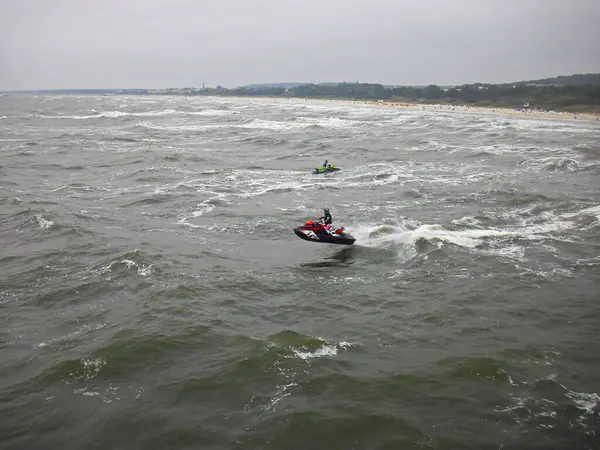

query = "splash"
[[352, 222, 518, 250], [292, 341, 355, 360], [35, 214, 54, 229], [91, 251, 159, 278]]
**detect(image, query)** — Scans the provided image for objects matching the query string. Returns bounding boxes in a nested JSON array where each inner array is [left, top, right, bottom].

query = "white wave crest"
[[35, 214, 54, 229], [93, 258, 157, 277], [38, 323, 107, 348], [561, 204, 600, 223], [40, 108, 238, 120], [292, 340, 356, 360], [354, 223, 518, 249]]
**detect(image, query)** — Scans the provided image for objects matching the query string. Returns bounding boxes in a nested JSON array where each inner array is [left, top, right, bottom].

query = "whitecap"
[[35, 215, 54, 229], [292, 340, 356, 360]]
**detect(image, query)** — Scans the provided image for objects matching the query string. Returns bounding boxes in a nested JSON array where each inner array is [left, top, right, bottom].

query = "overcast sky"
[[1, 0, 599, 90]]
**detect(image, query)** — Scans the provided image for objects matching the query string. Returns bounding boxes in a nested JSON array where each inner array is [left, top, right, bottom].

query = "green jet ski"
[[313, 165, 340, 174]]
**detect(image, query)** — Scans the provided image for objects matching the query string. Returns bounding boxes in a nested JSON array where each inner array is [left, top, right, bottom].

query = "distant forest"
[[505, 73, 600, 86], [189, 73, 600, 113]]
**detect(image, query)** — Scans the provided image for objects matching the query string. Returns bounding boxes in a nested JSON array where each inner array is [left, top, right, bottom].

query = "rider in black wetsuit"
[[319, 208, 332, 225]]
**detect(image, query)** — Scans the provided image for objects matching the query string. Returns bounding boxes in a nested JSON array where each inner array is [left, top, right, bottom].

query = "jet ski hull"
[[293, 226, 356, 245], [313, 167, 341, 175]]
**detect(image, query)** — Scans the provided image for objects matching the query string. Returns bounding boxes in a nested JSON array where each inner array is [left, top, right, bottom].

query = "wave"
[[275, 152, 316, 160], [32, 163, 86, 171], [47, 183, 109, 193], [264, 330, 357, 361], [37, 108, 240, 120], [439, 355, 514, 382], [518, 156, 593, 172], [5, 209, 57, 232], [35, 214, 54, 229], [354, 223, 518, 250], [87, 249, 160, 279], [133, 121, 231, 132], [348, 206, 598, 262], [472, 188, 554, 207], [39, 111, 133, 119], [574, 143, 600, 160], [236, 181, 309, 199], [128, 115, 362, 133], [121, 194, 174, 207], [240, 119, 314, 131], [37, 323, 107, 349], [560, 204, 600, 226], [109, 136, 138, 142], [8, 326, 356, 395]]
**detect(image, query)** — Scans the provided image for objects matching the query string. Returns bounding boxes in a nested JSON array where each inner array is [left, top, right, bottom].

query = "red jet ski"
[[293, 219, 356, 245]]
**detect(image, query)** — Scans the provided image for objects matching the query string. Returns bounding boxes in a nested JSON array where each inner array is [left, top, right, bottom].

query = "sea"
[[1, 94, 599, 450]]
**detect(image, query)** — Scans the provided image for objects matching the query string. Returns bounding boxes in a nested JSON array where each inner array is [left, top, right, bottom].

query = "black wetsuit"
[[322, 212, 332, 225]]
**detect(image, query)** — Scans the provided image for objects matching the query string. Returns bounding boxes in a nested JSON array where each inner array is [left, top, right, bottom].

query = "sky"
[[1, 0, 599, 90]]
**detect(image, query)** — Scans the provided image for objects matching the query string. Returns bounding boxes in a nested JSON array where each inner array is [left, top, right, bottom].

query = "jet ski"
[[313, 165, 341, 175], [293, 219, 356, 245]]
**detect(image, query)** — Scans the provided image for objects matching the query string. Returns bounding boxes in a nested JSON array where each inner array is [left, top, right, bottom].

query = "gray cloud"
[[1, 0, 599, 89]]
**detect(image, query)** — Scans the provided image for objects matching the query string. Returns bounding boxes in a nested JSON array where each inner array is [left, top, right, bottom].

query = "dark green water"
[[1, 95, 599, 449]]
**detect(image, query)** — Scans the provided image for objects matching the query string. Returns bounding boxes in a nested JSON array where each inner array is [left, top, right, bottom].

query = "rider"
[[323, 160, 329, 169], [318, 208, 333, 232]]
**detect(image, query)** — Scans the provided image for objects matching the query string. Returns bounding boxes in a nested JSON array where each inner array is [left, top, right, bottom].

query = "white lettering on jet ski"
[[302, 230, 318, 239]]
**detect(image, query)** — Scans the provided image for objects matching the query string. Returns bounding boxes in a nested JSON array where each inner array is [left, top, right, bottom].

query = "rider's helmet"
[[323, 208, 330, 213]]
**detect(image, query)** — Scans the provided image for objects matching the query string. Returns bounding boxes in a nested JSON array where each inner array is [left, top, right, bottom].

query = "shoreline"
[[214, 95, 600, 123]]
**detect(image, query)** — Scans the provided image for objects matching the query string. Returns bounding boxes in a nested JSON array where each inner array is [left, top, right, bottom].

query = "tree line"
[[174, 81, 600, 112]]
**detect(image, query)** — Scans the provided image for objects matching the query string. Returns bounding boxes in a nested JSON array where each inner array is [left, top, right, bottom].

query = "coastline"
[[216, 95, 600, 123]]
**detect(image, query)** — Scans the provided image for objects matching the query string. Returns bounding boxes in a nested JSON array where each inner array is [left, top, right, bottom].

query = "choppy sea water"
[[1, 94, 599, 450]]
